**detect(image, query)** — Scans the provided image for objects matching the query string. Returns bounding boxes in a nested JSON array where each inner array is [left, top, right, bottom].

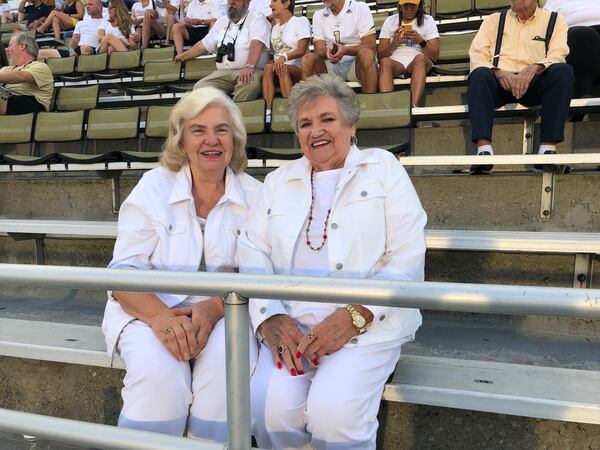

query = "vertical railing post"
[[224, 291, 251, 450]]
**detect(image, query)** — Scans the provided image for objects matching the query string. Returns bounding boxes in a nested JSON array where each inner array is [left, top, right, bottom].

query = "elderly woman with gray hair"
[[102, 87, 260, 441], [238, 73, 427, 449]]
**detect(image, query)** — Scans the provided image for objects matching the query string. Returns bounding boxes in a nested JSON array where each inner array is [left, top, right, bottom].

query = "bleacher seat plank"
[[0, 220, 117, 238], [385, 355, 600, 424]]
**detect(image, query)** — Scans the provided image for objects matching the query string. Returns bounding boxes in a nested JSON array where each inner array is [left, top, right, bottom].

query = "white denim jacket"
[[237, 146, 427, 347], [102, 164, 261, 356]]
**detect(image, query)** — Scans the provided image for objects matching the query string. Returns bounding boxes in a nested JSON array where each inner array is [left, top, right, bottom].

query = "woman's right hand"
[[258, 314, 305, 376], [148, 311, 198, 362]]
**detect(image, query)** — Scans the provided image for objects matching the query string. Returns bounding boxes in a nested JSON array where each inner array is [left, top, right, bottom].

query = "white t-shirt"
[[271, 16, 311, 66], [151, 0, 179, 23], [311, 0, 375, 64], [185, 0, 225, 27], [289, 168, 343, 328], [131, 0, 153, 20], [98, 20, 135, 41], [249, 0, 270, 18], [73, 17, 104, 48], [202, 9, 270, 70], [0, 3, 11, 13], [380, 13, 439, 65], [544, 0, 600, 27]]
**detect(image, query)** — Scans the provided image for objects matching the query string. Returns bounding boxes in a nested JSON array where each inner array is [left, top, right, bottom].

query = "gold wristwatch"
[[344, 304, 367, 335]]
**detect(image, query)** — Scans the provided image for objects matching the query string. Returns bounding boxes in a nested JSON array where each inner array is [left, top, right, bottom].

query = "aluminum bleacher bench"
[[0, 311, 598, 425], [1, 219, 598, 288]]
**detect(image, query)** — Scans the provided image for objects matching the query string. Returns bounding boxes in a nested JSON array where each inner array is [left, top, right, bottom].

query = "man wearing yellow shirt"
[[0, 32, 53, 115], [468, 0, 573, 174]]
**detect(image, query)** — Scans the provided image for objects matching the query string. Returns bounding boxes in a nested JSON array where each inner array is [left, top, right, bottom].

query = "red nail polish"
[[296, 351, 302, 358], [276, 362, 282, 369], [312, 358, 319, 366], [298, 369, 304, 375], [291, 368, 297, 376]]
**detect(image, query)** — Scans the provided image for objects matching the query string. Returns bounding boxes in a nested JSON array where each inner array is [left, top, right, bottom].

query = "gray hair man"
[[0, 32, 53, 115], [175, 0, 270, 101]]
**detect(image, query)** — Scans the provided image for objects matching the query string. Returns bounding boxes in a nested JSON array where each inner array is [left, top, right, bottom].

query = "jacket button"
[[267, 208, 271, 215], [331, 223, 338, 230], [168, 224, 172, 231], [350, 338, 358, 344], [335, 263, 343, 270], [260, 307, 267, 314], [379, 314, 386, 321], [360, 191, 367, 197]]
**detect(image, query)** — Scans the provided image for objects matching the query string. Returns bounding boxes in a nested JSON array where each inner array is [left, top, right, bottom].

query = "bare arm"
[[313, 39, 327, 59], [377, 37, 393, 59], [422, 37, 439, 62], [18, 0, 26, 14], [174, 39, 207, 61], [0, 69, 35, 84]]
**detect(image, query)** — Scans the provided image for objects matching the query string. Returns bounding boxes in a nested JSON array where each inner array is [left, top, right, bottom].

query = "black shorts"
[[186, 26, 209, 45], [6, 95, 45, 115], [74, 46, 97, 55]]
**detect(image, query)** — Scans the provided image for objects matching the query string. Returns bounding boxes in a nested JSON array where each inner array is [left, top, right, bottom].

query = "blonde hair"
[[160, 87, 248, 173]]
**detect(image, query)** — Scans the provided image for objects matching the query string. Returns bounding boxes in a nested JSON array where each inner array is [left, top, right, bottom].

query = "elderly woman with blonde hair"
[[102, 87, 261, 441], [239, 74, 427, 449]]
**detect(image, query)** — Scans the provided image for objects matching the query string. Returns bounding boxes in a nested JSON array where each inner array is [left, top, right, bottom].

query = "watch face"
[[354, 314, 366, 329]]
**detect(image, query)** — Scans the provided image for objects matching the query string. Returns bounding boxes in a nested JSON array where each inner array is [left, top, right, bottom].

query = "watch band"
[[344, 305, 367, 335]]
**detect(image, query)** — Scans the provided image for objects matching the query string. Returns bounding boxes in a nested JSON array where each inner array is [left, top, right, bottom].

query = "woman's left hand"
[[172, 296, 224, 358], [296, 308, 357, 365]]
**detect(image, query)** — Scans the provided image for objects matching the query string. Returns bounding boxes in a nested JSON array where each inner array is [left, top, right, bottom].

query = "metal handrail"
[[0, 263, 599, 450]]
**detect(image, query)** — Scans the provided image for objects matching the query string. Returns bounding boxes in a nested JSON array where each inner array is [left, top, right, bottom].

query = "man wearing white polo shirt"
[[175, 0, 269, 100], [172, 0, 226, 55], [302, 0, 377, 93]]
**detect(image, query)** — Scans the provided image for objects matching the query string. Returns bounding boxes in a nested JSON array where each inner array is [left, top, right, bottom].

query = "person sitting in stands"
[[36, 0, 83, 41], [249, 0, 271, 19], [1, 0, 14, 24], [262, 0, 310, 121], [17, 0, 51, 30], [130, 0, 151, 34], [468, 0, 573, 174], [98, 0, 139, 53], [175, 0, 270, 101], [544, 0, 600, 99], [0, 32, 53, 115], [378, 0, 439, 107], [172, 0, 225, 55], [139, 0, 179, 50], [68, 0, 104, 54], [103, 87, 261, 441], [301, 0, 377, 93], [238, 74, 426, 450]]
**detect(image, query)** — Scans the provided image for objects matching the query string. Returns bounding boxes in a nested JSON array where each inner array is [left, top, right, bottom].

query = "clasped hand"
[[149, 296, 223, 362], [326, 43, 345, 63], [495, 64, 538, 99], [258, 309, 357, 375]]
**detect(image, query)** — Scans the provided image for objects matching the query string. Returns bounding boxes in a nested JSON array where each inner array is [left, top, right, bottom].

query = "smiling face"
[[296, 95, 355, 172], [180, 104, 234, 176]]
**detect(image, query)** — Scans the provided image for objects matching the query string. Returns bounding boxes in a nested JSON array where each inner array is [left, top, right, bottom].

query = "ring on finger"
[[163, 327, 173, 335], [307, 331, 316, 341], [276, 344, 286, 355]]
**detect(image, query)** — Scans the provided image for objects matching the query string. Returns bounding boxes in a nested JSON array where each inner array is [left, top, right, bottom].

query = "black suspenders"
[[492, 9, 559, 68]]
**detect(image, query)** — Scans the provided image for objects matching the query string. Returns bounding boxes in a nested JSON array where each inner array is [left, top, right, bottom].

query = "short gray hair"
[[287, 74, 360, 134], [12, 32, 39, 59], [160, 87, 248, 173]]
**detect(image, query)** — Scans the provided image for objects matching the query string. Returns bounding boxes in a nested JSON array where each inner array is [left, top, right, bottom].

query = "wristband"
[[419, 39, 427, 48], [245, 63, 255, 70]]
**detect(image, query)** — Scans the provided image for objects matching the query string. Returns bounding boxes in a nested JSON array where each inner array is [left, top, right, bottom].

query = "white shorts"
[[325, 58, 358, 82]]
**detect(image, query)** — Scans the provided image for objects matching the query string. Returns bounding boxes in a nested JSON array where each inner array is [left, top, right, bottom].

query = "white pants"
[[251, 339, 403, 450], [117, 318, 258, 441]]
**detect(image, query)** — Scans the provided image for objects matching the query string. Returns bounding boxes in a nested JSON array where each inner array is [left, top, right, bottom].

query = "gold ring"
[[307, 331, 316, 341], [276, 344, 286, 355], [163, 327, 173, 335]]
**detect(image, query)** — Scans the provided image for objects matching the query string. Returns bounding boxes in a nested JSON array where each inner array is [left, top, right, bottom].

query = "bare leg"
[[301, 52, 327, 80], [405, 54, 432, 107], [165, 13, 176, 44], [262, 62, 275, 110], [279, 64, 301, 98], [378, 57, 406, 92], [105, 33, 127, 52], [172, 22, 188, 55], [37, 48, 61, 59], [355, 47, 377, 93]]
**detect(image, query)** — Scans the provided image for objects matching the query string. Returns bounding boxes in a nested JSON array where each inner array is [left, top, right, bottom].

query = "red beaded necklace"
[[305, 168, 332, 251]]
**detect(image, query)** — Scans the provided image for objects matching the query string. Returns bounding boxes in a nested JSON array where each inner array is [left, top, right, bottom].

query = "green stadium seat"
[[143, 60, 182, 83], [434, 30, 477, 75], [142, 104, 172, 152], [108, 48, 142, 71], [0, 113, 34, 146], [141, 46, 175, 66], [475, 0, 510, 12], [235, 99, 266, 135], [32, 110, 85, 159], [305, 4, 321, 20], [184, 57, 216, 81], [293, 5, 303, 16], [76, 52, 108, 75], [373, 11, 389, 33], [54, 85, 99, 111], [46, 56, 76, 77], [434, 0, 474, 18], [87, 107, 141, 141]]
